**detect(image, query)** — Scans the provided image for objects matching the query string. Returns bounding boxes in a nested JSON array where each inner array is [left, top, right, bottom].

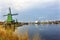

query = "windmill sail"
[[12, 14, 18, 16], [9, 7, 11, 14]]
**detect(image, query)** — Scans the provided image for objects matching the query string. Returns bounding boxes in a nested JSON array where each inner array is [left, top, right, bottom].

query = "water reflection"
[[15, 24, 60, 40]]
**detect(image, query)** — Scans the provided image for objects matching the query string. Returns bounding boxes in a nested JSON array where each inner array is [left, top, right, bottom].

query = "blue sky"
[[0, 0, 60, 22]]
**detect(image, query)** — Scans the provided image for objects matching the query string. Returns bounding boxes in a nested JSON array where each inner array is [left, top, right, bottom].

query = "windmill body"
[[7, 13, 13, 22]]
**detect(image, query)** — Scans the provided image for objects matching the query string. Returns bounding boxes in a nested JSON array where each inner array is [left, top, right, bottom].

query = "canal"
[[15, 24, 60, 40]]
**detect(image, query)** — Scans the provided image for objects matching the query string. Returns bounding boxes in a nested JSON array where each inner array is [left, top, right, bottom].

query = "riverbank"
[[0, 25, 29, 40]]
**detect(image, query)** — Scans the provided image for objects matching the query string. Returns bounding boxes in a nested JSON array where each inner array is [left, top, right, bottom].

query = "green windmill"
[[3, 8, 18, 23], [3, 8, 18, 30]]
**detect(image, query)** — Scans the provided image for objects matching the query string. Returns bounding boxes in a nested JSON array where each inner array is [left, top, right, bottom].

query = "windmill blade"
[[3, 15, 8, 16], [9, 7, 11, 14], [12, 14, 18, 16]]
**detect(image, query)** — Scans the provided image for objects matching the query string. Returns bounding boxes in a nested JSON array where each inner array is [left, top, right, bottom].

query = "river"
[[15, 24, 60, 40]]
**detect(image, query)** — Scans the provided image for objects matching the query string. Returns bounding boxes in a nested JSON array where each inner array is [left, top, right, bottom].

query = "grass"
[[0, 25, 29, 40]]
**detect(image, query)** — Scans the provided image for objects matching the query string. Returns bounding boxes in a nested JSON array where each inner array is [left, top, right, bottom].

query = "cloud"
[[0, 0, 55, 11]]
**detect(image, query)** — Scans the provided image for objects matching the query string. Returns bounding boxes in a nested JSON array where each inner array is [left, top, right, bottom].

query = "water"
[[16, 24, 60, 40]]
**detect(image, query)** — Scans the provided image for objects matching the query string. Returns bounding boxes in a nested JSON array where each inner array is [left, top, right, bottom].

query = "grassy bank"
[[0, 25, 29, 40]]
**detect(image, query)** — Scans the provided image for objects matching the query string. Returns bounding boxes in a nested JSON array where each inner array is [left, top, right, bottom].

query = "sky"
[[0, 0, 60, 22]]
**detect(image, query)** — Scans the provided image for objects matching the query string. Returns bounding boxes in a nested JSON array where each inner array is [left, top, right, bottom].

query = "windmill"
[[3, 8, 18, 23], [3, 7, 18, 31]]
